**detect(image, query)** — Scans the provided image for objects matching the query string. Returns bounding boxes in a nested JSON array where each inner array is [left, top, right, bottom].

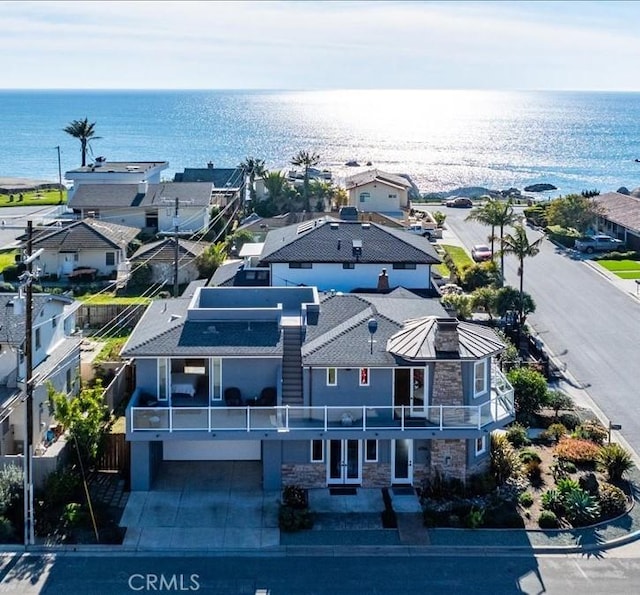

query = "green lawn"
[[0, 188, 66, 207], [79, 294, 152, 306], [0, 249, 19, 273], [597, 259, 640, 280], [441, 244, 474, 268]]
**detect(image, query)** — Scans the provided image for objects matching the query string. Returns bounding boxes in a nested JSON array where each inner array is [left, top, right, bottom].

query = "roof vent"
[[361, 223, 371, 229], [330, 222, 339, 229]]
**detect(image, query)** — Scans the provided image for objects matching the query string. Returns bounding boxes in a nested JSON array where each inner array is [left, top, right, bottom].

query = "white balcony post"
[[362, 406, 366, 431], [208, 406, 212, 433], [169, 407, 173, 433], [401, 406, 405, 431], [324, 406, 328, 432], [440, 404, 443, 431], [478, 405, 481, 430], [286, 405, 290, 430], [247, 406, 251, 432]]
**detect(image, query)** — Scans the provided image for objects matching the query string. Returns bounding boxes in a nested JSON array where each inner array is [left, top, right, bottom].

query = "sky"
[[2, 0, 640, 91]]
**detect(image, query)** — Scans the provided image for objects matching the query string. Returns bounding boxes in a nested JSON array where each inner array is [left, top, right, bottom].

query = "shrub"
[[558, 412, 581, 431], [506, 423, 530, 448], [506, 367, 549, 423], [0, 282, 15, 293], [42, 469, 83, 507], [441, 293, 472, 320], [546, 423, 568, 442], [538, 510, 559, 529], [490, 433, 522, 485], [573, 420, 608, 445], [562, 461, 577, 474], [62, 502, 85, 528], [518, 492, 534, 508], [0, 465, 24, 529], [465, 472, 497, 496], [0, 517, 14, 542], [556, 478, 581, 499], [555, 437, 600, 465], [278, 505, 313, 532], [598, 483, 628, 519], [563, 488, 600, 527], [547, 390, 574, 419], [518, 448, 541, 464], [597, 443, 634, 482], [464, 507, 485, 529], [282, 485, 308, 509], [541, 489, 563, 514], [524, 460, 542, 485], [459, 261, 499, 292]]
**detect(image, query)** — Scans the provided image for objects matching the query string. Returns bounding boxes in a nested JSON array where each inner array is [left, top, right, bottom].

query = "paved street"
[[0, 205, 63, 249], [1, 550, 639, 594], [430, 205, 640, 459]]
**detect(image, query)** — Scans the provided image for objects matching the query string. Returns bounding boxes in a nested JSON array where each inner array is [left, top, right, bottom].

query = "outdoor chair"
[[256, 386, 277, 407], [224, 387, 243, 407]]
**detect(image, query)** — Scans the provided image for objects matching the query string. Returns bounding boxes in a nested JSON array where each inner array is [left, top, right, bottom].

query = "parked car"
[[471, 244, 492, 262], [574, 234, 624, 254], [445, 197, 473, 208]]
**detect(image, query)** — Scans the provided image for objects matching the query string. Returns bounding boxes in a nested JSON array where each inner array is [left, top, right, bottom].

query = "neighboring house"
[[173, 162, 245, 207], [130, 238, 207, 286], [18, 219, 139, 278], [67, 182, 219, 234], [594, 191, 640, 251], [258, 217, 441, 292], [65, 160, 169, 202], [345, 169, 412, 214], [0, 294, 81, 457], [123, 286, 514, 491]]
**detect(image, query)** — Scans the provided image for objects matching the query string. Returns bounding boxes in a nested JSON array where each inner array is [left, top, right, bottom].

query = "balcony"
[[128, 367, 514, 435]]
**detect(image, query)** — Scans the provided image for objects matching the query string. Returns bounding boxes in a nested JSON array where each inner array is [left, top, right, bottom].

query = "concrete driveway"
[[120, 461, 281, 551]]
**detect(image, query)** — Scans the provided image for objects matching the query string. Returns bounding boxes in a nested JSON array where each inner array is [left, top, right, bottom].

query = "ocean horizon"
[[2, 89, 640, 196]]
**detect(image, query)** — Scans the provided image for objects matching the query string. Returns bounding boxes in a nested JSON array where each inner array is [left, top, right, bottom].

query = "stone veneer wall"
[[430, 439, 468, 481], [362, 463, 391, 487], [281, 464, 326, 488], [431, 361, 464, 407]]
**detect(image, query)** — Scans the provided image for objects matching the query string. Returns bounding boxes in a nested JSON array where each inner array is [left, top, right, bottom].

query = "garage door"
[[163, 440, 262, 461]]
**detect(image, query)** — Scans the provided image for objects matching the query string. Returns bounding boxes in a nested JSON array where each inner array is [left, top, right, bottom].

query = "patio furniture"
[[224, 387, 243, 407], [255, 386, 277, 407]]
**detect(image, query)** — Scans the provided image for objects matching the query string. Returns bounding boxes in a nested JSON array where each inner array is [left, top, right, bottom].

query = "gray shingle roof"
[[260, 219, 440, 264], [22, 219, 139, 252], [387, 316, 505, 361], [131, 238, 206, 262], [596, 192, 640, 234], [69, 182, 215, 209], [345, 169, 411, 190]]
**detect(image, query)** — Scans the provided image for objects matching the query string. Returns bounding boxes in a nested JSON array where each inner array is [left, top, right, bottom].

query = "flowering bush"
[[555, 437, 600, 465]]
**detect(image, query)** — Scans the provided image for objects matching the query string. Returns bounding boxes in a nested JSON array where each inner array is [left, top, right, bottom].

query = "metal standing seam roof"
[[259, 219, 440, 264], [387, 316, 505, 361]]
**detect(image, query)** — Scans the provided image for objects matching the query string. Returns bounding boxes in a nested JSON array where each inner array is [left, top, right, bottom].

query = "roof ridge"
[[303, 307, 374, 356]]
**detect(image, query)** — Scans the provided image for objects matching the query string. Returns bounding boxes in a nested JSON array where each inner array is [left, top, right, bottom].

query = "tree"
[[547, 389, 574, 420], [195, 242, 227, 279], [500, 225, 542, 336], [262, 170, 289, 206], [63, 118, 101, 167], [239, 157, 266, 202], [227, 229, 254, 253], [48, 381, 109, 468], [506, 367, 549, 423], [470, 286, 499, 320], [546, 193, 604, 233], [495, 286, 536, 320], [291, 150, 320, 211]]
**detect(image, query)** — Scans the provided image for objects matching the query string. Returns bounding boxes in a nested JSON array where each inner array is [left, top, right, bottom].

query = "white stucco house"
[[345, 169, 412, 214]]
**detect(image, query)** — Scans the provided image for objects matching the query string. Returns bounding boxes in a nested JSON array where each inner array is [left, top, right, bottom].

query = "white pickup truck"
[[574, 234, 624, 253]]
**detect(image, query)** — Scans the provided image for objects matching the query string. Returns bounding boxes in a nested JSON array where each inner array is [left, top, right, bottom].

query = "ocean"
[[2, 89, 640, 196]]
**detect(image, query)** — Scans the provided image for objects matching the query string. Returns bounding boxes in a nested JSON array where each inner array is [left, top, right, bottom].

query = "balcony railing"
[[129, 368, 514, 433]]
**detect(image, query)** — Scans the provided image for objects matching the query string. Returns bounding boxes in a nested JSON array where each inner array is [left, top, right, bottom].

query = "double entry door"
[[328, 440, 361, 484]]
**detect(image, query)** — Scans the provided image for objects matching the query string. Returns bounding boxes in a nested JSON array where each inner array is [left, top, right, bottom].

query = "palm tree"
[[291, 150, 320, 211], [63, 118, 101, 167], [501, 224, 543, 345], [263, 171, 289, 207], [239, 157, 266, 202]]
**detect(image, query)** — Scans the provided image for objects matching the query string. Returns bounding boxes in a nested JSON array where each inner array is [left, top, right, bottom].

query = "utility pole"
[[55, 146, 63, 205], [159, 197, 192, 298], [21, 221, 42, 546]]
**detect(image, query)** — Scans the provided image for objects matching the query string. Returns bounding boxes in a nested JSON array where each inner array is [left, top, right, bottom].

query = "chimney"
[[434, 318, 460, 353], [207, 161, 214, 169], [138, 180, 148, 195], [377, 268, 390, 292]]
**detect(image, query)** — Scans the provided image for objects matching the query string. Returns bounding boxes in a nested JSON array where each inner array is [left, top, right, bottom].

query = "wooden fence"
[[97, 433, 130, 477], [77, 303, 148, 331]]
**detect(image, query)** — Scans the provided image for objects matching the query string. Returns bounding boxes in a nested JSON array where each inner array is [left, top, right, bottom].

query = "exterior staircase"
[[281, 326, 303, 405]]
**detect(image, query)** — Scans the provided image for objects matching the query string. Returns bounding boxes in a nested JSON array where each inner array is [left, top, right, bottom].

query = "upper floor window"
[[392, 263, 416, 270], [359, 192, 370, 203], [106, 252, 115, 266], [342, 263, 355, 269], [359, 368, 369, 386], [474, 359, 487, 397], [35, 328, 41, 350], [327, 368, 337, 386], [289, 262, 312, 269]]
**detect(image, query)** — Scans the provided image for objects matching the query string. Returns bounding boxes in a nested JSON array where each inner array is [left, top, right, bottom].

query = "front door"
[[392, 439, 413, 484], [328, 440, 361, 485]]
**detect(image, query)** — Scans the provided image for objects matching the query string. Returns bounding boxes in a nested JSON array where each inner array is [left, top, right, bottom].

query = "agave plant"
[[597, 443, 634, 482], [563, 488, 600, 526], [541, 488, 563, 514]]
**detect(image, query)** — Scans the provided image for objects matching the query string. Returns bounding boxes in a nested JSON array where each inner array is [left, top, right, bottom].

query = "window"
[[359, 192, 370, 203], [184, 359, 206, 375], [311, 440, 324, 463], [474, 359, 487, 397], [35, 328, 41, 350], [359, 368, 369, 386], [106, 252, 115, 266], [475, 436, 487, 456], [145, 210, 159, 228], [289, 262, 312, 269], [388, 193, 397, 199], [365, 440, 378, 462], [326, 368, 337, 386], [74, 252, 79, 262], [52, 315, 58, 329], [342, 263, 355, 269], [66, 369, 72, 393], [392, 263, 416, 270]]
